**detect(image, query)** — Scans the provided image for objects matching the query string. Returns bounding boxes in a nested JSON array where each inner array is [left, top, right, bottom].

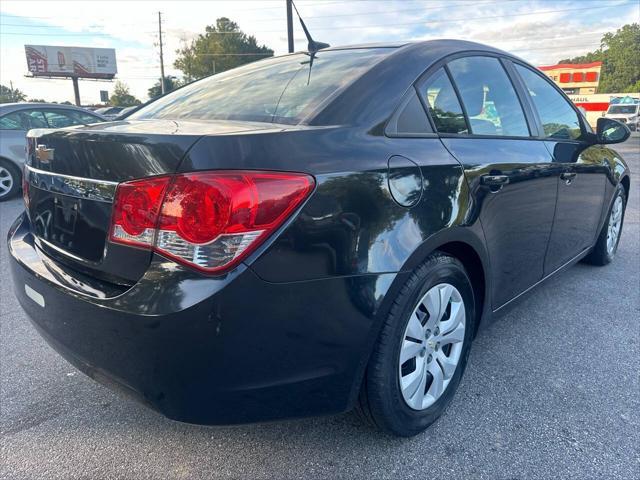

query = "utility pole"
[[286, 0, 294, 53], [158, 11, 166, 94], [71, 77, 81, 106]]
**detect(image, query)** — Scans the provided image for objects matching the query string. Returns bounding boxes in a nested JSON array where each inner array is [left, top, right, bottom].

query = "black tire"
[[357, 252, 476, 437], [583, 183, 626, 266], [0, 159, 21, 201]]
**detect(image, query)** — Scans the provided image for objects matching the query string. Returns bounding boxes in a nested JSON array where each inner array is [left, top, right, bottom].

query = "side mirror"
[[597, 117, 630, 144]]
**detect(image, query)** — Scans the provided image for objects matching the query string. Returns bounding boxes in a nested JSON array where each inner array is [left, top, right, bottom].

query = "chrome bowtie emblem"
[[35, 144, 54, 163]]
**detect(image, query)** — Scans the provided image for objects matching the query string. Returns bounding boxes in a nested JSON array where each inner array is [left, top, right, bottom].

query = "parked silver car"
[[0, 103, 105, 200]]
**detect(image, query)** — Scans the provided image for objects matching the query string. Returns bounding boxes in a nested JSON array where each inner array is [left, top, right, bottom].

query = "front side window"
[[43, 110, 78, 128], [421, 68, 468, 134], [130, 48, 393, 125], [514, 64, 583, 140], [447, 56, 529, 137]]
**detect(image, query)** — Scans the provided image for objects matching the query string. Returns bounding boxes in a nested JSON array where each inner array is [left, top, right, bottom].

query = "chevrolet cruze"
[[8, 40, 630, 436]]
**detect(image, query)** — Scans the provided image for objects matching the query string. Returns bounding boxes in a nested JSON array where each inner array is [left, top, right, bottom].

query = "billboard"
[[25, 45, 117, 79]]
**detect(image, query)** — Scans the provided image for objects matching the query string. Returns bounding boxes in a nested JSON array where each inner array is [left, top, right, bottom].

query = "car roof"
[[308, 39, 530, 126], [323, 39, 520, 61], [0, 102, 106, 117]]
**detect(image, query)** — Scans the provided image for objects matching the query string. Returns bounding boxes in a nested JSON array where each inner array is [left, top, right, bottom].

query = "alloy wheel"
[[0, 166, 14, 198], [398, 283, 466, 410], [606, 195, 623, 255]]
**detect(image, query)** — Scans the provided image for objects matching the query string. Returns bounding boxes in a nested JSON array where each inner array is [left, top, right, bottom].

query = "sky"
[[1, 0, 638, 104]]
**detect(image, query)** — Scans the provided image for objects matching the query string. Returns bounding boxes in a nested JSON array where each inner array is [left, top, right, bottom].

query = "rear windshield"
[[129, 48, 393, 124]]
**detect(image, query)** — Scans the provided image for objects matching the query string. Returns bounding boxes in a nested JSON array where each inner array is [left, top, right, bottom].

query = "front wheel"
[[583, 183, 626, 266], [357, 252, 476, 436]]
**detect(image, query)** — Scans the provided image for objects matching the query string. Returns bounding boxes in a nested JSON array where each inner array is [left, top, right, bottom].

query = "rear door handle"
[[560, 172, 577, 184], [480, 174, 510, 186]]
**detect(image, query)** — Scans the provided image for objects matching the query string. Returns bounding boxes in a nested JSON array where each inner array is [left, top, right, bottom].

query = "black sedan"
[[8, 40, 630, 437]]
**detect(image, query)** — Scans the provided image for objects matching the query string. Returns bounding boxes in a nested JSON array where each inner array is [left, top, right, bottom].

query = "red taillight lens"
[[110, 176, 171, 247], [109, 171, 314, 273], [22, 166, 30, 209]]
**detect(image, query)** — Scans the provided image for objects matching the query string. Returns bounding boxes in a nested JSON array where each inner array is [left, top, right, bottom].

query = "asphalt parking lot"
[[1, 134, 638, 480]]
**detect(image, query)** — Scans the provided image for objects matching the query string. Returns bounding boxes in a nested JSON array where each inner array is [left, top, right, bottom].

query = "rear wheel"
[[357, 252, 476, 436], [584, 183, 626, 266], [0, 160, 21, 201]]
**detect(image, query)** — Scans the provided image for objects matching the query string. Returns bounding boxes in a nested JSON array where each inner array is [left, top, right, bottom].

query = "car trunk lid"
[[24, 119, 274, 284]]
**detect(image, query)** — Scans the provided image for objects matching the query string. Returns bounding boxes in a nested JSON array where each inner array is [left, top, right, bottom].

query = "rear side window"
[[0, 110, 47, 130], [421, 68, 468, 134], [514, 64, 583, 140], [0, 113, 22, 130], [130, 49, 392, 125], [447, 56, 529, 137], [388, 89, 432, 135], [42, 109, 102, 127]]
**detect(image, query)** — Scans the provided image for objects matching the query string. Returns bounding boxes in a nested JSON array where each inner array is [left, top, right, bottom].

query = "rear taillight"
[[109, 171, 314, 273], [22, 166, 30, 209], [111, 176, 171, 248]]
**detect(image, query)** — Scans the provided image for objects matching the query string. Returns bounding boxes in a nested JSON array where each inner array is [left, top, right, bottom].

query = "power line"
[[1, 2, 633, 38], [5, 1, 624, 37], [0, 31, 157, 36], [295, 3, 637, 31], [249, 0, 522, 22], [0, 1, 468, 20]]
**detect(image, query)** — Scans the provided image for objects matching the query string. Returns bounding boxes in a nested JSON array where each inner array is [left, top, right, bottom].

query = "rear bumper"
[[8, 213, 401, 425]]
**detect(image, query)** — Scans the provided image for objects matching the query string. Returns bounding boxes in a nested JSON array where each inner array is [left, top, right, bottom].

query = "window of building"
[[585, 71, 598, 82], [559, 73, 571, 83], [572, 72, 584, 82]]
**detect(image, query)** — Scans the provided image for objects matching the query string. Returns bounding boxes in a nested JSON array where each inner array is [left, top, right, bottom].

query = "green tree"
[[624, 80, 640, 93], [109, 81, 142, 106], [174, 18, 273, 81], [0, 84, 27, 103], [558, 23, 640, 93], [28, 98, 47, 103], [148, 76, 181, 99]]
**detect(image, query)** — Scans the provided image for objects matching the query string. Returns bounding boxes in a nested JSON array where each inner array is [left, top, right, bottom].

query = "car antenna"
[[291, 0, 330, 84]]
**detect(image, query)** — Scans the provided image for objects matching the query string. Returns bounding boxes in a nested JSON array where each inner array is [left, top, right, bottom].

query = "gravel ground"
[[1, 134, 638, 480]]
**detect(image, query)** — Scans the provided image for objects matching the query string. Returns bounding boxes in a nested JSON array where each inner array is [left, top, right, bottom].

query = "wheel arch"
[[620, 174, 630, 204], [0, 155, 23, 177], [348, 226, 491, 410], [435, 240, 487, 336], [400, 226, 490, 328]]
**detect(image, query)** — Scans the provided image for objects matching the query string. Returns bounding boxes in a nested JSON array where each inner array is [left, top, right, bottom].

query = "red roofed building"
[[538, 61, 602, 95]]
